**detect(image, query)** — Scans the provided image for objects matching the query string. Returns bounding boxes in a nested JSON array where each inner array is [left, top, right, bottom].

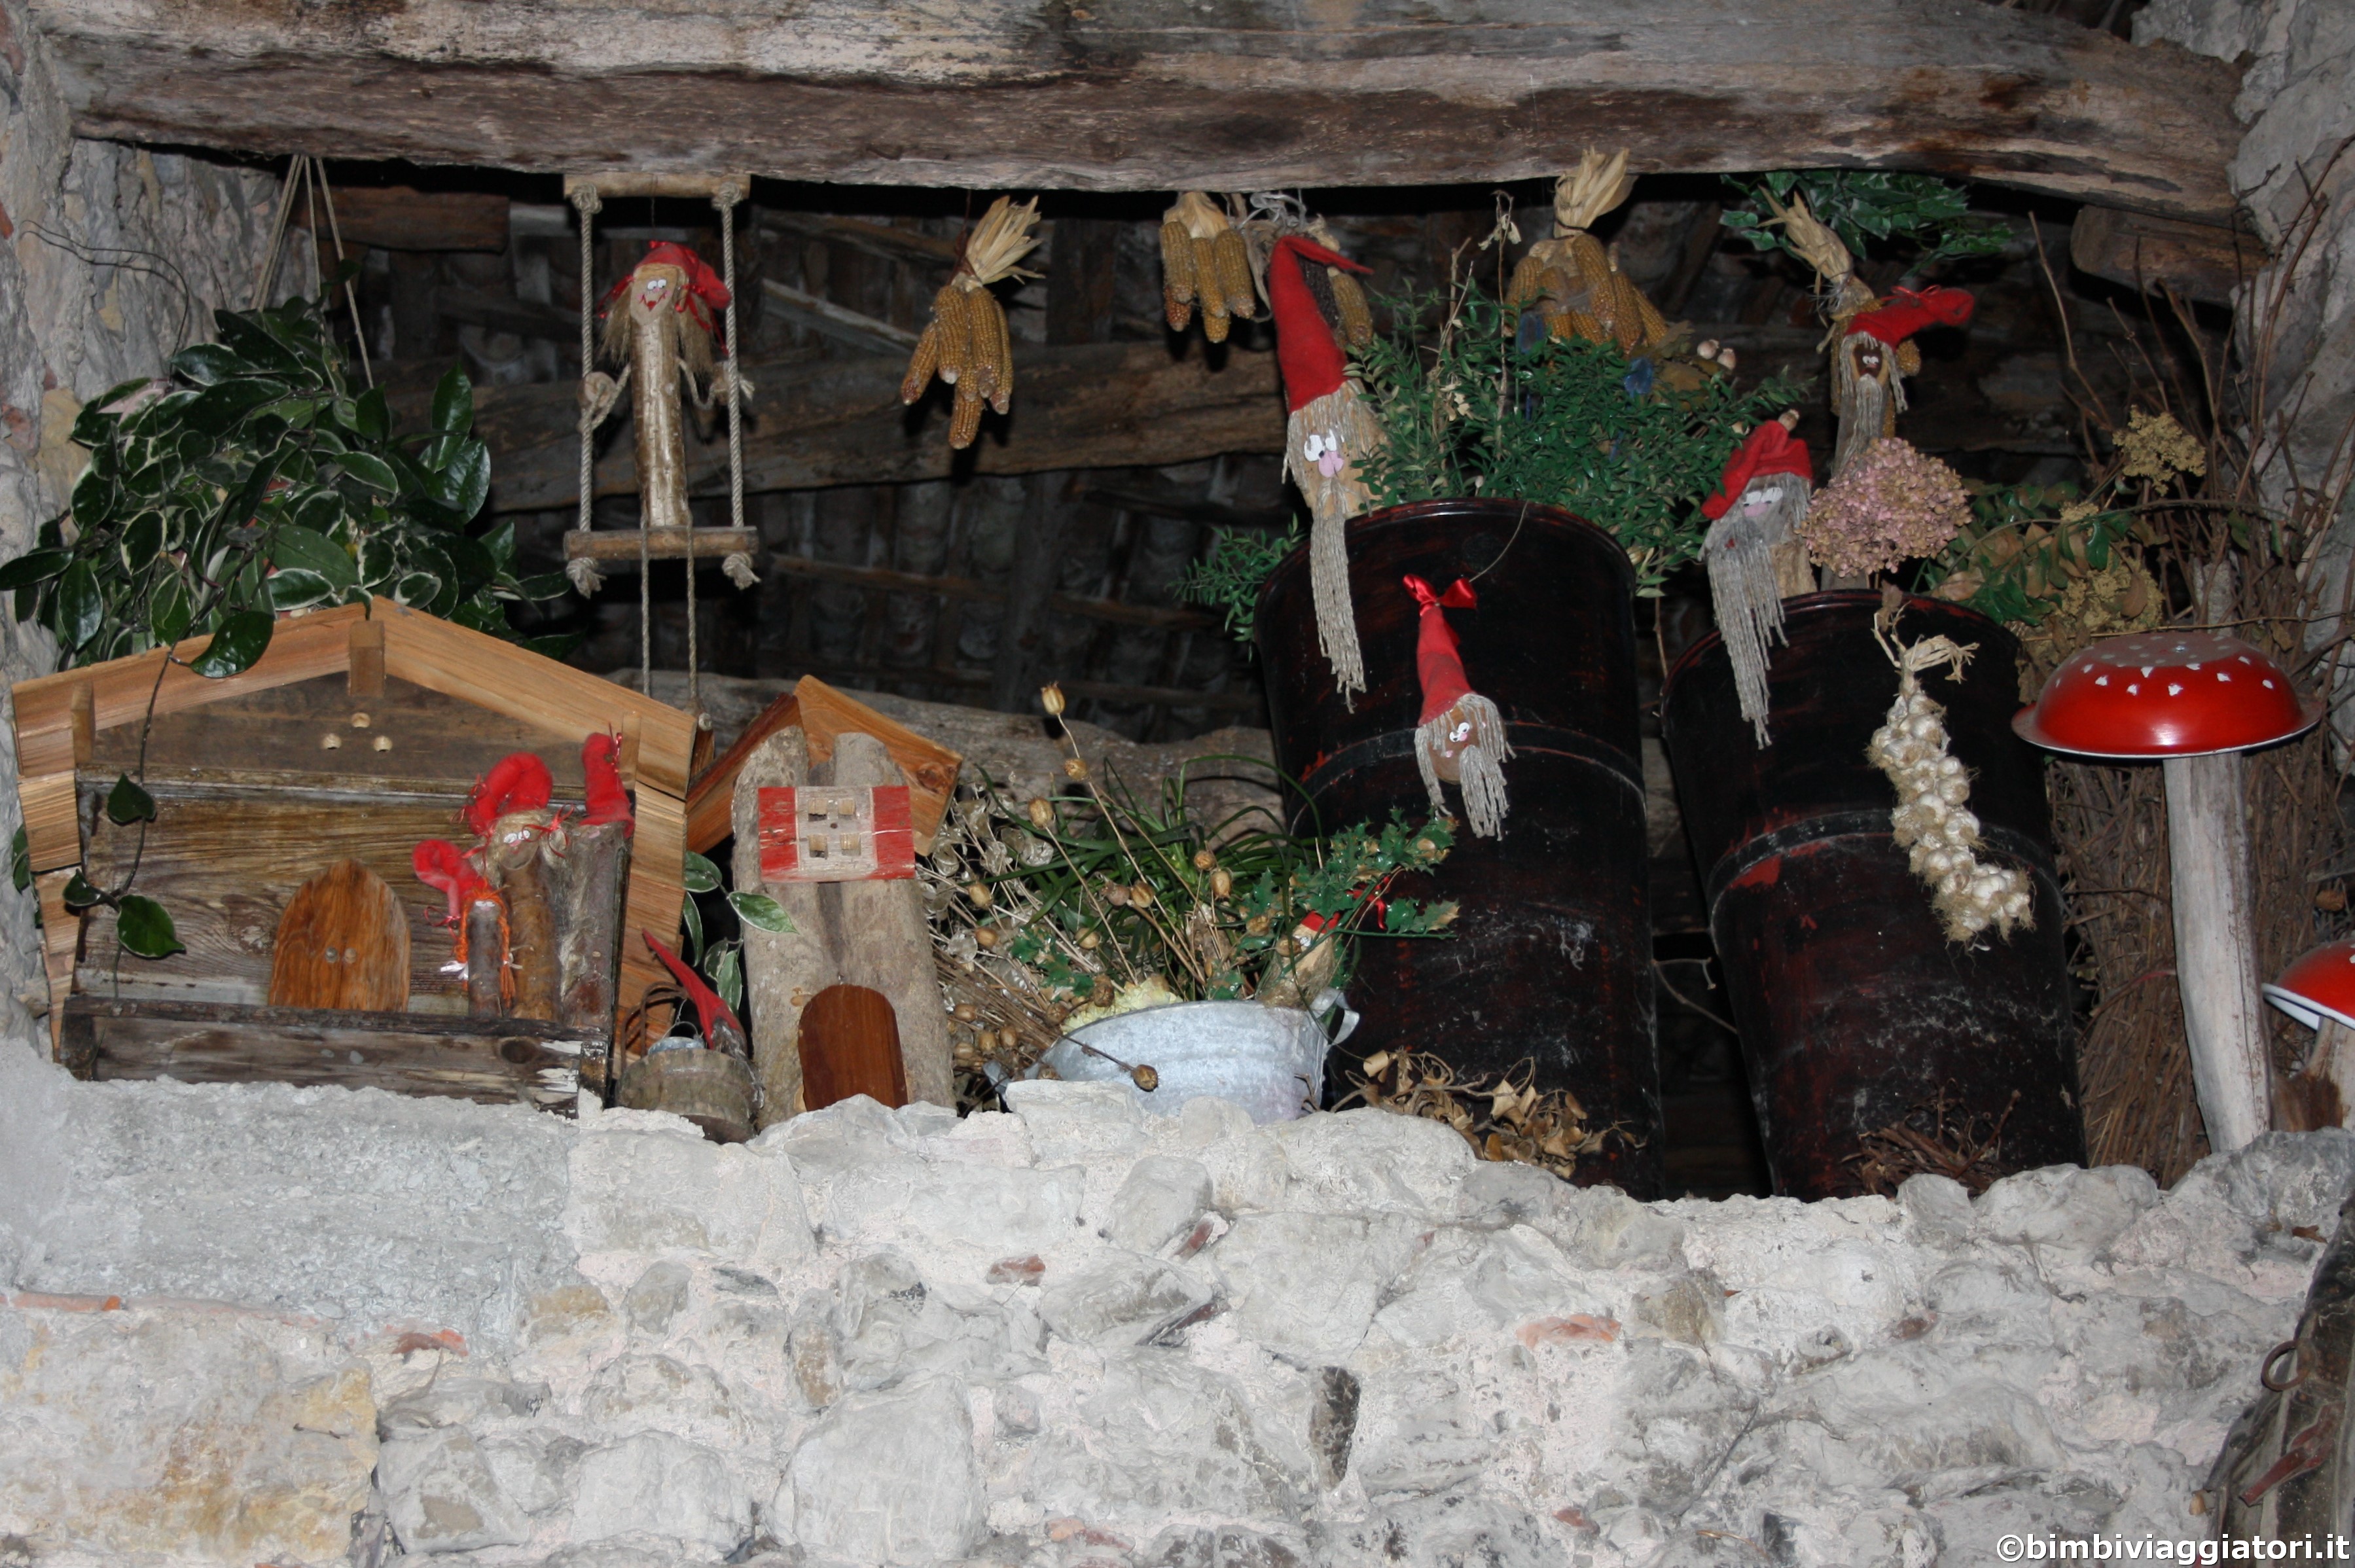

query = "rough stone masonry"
[[0, 1026, 2346, 1568]]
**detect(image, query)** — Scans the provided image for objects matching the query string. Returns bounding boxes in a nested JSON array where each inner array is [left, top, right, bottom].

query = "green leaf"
[[336, 450, 399, 495], [393, 570, 444, 609], [512, 571, 574, 603], [149, 575, 192, 644], [170, 344, 246, 386], [216, 450, 283, 530], [63, 871, 102, 910], [73, 380, 153, 444], [728, 891, 797, 935], [681, 886, 705, 964], [442, 532, 495, 595], [260, 397, 318, 429], [431, 440, 491, 520], [105, 773, 157, 825], [0, 548, 71, 592], [270, 524, 358, 589], [266, 567, 335, 611], [56, 560, 103, 650], [9, 825, 27, 895], [189, 609, 274, 678], [115, 895, 186, 959], [683, 850, 723, 895], [184, 378, 289, 438], [431, 366, 475, 435], [709, 940, 744, 1014], [71, 463, 119, 533], [353, 386, 391, 443]]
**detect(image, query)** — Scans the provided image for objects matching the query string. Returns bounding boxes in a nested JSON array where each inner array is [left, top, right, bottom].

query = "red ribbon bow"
[[1407, 575, 1478, 723], [1404, 575, 1477, 613]]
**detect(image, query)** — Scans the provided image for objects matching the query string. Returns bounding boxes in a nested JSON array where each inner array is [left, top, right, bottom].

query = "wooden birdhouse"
[[757, 785, 917, 883], [686, 674, 960, 857], [9, 599, 698, 1113]]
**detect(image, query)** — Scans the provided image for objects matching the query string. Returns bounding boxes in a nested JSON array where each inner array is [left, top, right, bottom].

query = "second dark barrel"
[[1256, 500, 1660, 1196], [1660, 592, 2084, 1199]]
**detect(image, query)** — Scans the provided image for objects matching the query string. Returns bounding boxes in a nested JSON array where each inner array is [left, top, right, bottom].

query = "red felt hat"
[[602, 240, 733, 347], [1269, 234, 1371, 414], [1700, 423, 1814, 520], [1846, 285, 1974, 346], [1407, 575, 1479, 724]]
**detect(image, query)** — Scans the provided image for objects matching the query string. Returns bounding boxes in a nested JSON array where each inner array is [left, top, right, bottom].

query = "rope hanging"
[[249, 154, 372, 386]]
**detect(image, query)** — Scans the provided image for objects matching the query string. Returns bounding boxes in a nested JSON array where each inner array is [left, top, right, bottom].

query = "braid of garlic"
[[1867, 631, 2034, 943]]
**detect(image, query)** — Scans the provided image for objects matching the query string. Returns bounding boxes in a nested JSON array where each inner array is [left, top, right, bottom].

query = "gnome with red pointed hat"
[[1269, 232, 1383, 703], [1831, 285, 1971, 479], [1700, 413, 1815, 745], [573, 241, 757, 594], [1407, 574, 1513, 838]]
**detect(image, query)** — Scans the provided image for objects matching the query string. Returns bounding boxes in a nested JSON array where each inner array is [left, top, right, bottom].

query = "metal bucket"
[[617, 1044, 758, 1144], [1255, 499, 1661, 1196], [1659, 591, 2083, 1199], [1037, 999, 1351, 1124]]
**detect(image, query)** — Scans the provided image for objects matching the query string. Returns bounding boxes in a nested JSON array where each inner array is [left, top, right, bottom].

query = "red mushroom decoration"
[[2015, 630, 2321, 1151], [2265, 940, 2355, 1130]]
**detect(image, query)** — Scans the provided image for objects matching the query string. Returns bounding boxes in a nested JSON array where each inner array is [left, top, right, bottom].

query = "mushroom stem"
[[2163, 750, 2272, 1151]]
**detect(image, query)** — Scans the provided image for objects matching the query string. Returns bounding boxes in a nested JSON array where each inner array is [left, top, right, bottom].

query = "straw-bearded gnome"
[[1831, 285, 1973, 479], [1408, 575, 1513, 839], [1270, 234, 1382, 704], [1700, 416, 1815, 745]]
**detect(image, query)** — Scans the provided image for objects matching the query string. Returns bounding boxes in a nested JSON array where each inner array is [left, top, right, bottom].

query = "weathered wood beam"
[[763, 552, 1213, 633], [760, 278, 922, 356], [2070, 206, 2267, 306], [292, 185, 509, 252], [452, 340, 1284, 514], [31, 1, 2240, 221]]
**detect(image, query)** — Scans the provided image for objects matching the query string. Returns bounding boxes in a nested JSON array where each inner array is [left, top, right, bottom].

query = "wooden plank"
[[33, 1, 2242, 221], [292, 185, 510, 251], [434, 284, 577, 345], [2070, 204, 2265, 306], [461, 341, 1284, 514], [760, 278, 920, 357], [755, 212, 962, 270], [374, 598, 696, 794], [620, 783, 688, 1020], [564, 528, 761, 564], [348, 618, 386, 700], [35, 868, 81, 1054], [761, 552, 1213, 633], [60, 996, 595, 1113], [685, 675, 962, 856]]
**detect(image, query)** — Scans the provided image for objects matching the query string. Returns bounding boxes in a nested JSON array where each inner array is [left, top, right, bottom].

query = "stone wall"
[[1, 1026, 2344, 1568], [0, 0, 291, 1008]]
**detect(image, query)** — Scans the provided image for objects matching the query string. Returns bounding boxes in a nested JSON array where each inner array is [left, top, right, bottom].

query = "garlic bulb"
[[1866, 630, 2034, 943]]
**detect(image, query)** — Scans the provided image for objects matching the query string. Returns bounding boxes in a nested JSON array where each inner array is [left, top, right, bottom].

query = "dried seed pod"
[[1079, 930, 1100, 950], [1129, 883, 1155, 908], [1160, 219, 1197, 326], [899, 320, 940, 404], [1211, 867, 1233, 899], [1062, 756, 1089, 781], [1131, 1064, 1160, 1092], [1026, 797, 1056, 832], [1089, 975, 1117, 1007], [954, 1003, 979, 1022], [1191, 849, 1217, 871], [963, 881, 994, 908], [1211, 228, 1257, 320], [975, 925, 1000, 948], [1330, 269, 1374, 347], [1039, 682, 1066, 717]]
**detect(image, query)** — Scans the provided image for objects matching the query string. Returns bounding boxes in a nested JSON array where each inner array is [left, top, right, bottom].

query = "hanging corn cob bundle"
[[901, 195, 1042, 450], [1268, 232, 1382, 703], [1159, 191, 1258, 342], [1503, 149, 1669, 356]]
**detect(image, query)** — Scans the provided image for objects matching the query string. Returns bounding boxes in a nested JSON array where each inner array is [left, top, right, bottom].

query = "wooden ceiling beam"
[[31, 1, 2239, 221]]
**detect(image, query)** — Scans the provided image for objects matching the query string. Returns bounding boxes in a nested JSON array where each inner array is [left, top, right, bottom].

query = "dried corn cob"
[[1210, 228, 1257, 320], [902, 195, 1041, 450], [1331, 268, 1373, 347], [1160, 219, 1197, 312]]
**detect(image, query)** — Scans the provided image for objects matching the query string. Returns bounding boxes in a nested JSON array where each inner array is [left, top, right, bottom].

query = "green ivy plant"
[[0, 283, 569, 675], [1354, 286, 1810, 594], [1719, 170, 2009, 270]]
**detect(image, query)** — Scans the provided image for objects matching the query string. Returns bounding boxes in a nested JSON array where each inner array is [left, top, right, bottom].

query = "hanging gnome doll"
[[1831, 285, 1973, 480], [1408, 575, 1512, 838], [575, 241, 756, 594], [1269, 233, 1382, 704], [1699, 415, 1814, 745]]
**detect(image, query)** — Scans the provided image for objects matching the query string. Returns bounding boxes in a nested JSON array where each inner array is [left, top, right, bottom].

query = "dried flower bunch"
[[2115, 408, 2207, 486], [922, 685, 1459, 1098], [1798, 436, 1971, 578], [1334, 1050, 1638, 1179], [901, 195, 1042, 450]]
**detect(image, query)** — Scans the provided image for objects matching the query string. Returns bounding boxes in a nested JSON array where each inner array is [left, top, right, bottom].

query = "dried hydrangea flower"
[[2116, 408, 2206, 485], [1798, 437, 1971, 579]]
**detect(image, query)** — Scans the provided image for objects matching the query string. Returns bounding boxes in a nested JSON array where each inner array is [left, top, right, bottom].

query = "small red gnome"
[[1407, 575, 1512, 838], [1831, 285, 1973, 480], [1699, 416, 1814, 745], [1270, 233, 1382, 704]]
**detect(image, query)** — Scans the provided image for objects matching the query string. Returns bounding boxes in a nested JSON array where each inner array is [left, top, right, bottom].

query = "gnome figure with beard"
[[1831, 285, 1973, 480], [1700, 414, 1815, 746], [1268, 232, 1382, 704], [1407, 574, 1513, 838]]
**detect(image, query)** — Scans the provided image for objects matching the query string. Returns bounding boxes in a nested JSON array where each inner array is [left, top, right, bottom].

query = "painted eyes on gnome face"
[[636, 274, 672, 312], [1740, 484, 1786, 516], [1852, 342, 1885, 378]]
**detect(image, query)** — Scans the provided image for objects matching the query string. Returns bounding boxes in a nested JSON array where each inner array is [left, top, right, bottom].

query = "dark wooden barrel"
[[1256, 499, 1660, 1196], [2209, 1188, 2355, 1544], [1659, 591, 2083, 1200]]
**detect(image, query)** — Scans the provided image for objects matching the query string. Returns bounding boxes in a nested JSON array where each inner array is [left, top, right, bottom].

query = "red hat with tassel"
[[1407, 575, 1513, 838], [1845, 285, 1973, 346], [1701, 422, 1814, 520]]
